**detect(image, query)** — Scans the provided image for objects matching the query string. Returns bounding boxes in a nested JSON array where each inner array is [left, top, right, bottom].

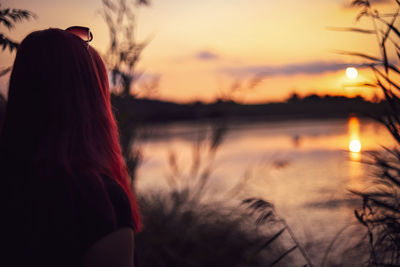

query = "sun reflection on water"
[[348, 116, 362, 161], [349, 140, 361, 153], [348, 116, 364, 191]]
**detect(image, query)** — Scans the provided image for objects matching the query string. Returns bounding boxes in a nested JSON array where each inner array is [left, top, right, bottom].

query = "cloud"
[[222, 61, 369, 77], [195, 50, 219, 60]]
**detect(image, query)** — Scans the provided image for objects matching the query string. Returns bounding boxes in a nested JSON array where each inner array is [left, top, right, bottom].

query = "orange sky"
[[0, 0, 396, 103]]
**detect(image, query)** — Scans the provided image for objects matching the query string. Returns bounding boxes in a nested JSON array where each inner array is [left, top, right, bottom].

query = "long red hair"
[[0, 28, 140, 231]]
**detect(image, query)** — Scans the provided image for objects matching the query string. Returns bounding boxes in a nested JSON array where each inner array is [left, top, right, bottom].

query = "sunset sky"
[[0, 0, 396, 103]]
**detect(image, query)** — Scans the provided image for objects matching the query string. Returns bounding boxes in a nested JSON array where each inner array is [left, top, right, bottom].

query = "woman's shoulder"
[[101, 176, 135, 231]]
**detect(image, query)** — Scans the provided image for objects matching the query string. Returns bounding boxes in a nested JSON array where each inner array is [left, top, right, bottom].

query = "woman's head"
[[0, 28, 140, 231], [4, 29, 106, 170]]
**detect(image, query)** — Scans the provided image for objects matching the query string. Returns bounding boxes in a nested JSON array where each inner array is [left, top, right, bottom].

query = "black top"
[[101, 175, 135, 230], [2, 174, 134, 267]]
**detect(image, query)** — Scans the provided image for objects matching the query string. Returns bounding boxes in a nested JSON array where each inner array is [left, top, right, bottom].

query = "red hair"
[[0, 28, 140, 231]]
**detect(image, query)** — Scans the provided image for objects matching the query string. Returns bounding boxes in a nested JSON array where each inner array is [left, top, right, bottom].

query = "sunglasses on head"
[[65, 26, 93, 43]]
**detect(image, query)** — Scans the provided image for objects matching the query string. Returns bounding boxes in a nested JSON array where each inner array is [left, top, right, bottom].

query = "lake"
[[134, 116, 396, 260]]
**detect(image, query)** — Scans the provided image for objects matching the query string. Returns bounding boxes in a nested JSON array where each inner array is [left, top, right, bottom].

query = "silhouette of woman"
[[0, 27, 140, 267]]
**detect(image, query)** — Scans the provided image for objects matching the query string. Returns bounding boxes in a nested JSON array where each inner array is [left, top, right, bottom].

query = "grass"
[[134, 188, 317, 267], [128, 121, 316, 267], [135, 190, 276, 267], [332, 0, 400, 265]]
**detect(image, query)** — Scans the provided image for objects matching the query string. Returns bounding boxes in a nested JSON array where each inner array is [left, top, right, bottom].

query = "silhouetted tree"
[[0, 4, 35, 77], [101, 0, 150, 96], [287, 92, 300, 103], [100, 0, 154, 181]]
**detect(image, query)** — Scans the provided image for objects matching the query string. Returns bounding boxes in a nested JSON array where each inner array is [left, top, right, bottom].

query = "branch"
[[0, 8, 36, 30], [0, 33, 18, 52], [0, 66, 11, 77]]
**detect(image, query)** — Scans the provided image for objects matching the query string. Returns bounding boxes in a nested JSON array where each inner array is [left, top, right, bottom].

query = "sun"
[[349, 139, 361, 153], [346, 67, 358, 79]]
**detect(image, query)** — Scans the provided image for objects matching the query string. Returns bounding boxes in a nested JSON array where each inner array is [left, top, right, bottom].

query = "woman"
[[0, 28, 140, 267]]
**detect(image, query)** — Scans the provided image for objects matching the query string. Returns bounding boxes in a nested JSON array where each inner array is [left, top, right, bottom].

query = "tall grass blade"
[[326, 26, 375, 34], [267, 246, 297, 267], [244, 228, 286, 267], [331, 49, 381, 62]]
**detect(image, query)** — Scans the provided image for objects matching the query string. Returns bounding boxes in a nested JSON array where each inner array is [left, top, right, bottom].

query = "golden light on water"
[[348, 116, 362, 161], [346, 67, 358, 79], [347, 116, 363, 190], [349, 139, 361, 153]]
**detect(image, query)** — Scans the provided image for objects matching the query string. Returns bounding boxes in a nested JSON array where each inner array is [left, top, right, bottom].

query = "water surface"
[[135, 117, 395, 253]]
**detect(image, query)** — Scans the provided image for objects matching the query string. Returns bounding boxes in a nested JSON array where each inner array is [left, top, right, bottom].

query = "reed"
[[134, 189, 313, 266], [335, 0, 400, 265], [131, 122, 315, 266]]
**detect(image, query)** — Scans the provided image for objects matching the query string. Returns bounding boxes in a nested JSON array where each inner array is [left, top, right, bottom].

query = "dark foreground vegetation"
[[343, 0, 400, 265], [136, 191, 307, 267]]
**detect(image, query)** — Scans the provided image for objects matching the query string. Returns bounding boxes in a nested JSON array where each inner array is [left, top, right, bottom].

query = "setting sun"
[[346, 67, 358, 79], [349, 139, 361, 153]]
